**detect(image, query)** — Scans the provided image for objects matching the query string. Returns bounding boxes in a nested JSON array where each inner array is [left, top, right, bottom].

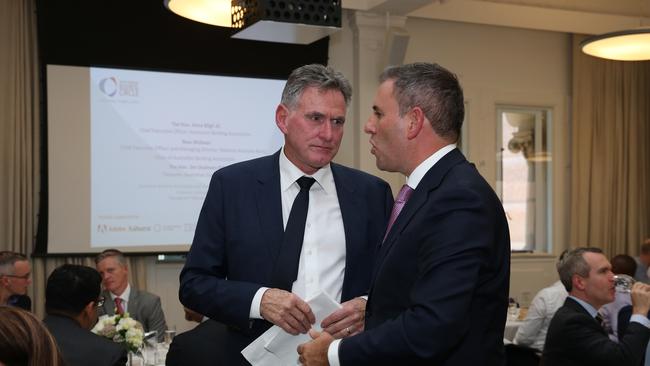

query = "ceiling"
[[343, 0, 650, 35]]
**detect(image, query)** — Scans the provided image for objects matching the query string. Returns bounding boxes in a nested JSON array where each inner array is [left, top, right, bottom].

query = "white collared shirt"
[[328, 144, 457, 366], [110, 284, 131, 313], [249, 147, 346, 318], [406, 144, 457, 189]]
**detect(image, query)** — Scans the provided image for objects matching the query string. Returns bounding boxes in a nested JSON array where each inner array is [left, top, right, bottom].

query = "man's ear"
[[572, 274, 586, 291], [275, 104, 289, 134], [405, 107, 425, 140]]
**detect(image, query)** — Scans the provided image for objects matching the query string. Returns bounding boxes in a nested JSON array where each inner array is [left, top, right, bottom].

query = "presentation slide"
[[47, 65, 284, 254]]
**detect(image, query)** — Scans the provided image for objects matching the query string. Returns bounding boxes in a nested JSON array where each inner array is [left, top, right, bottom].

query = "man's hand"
[[260, 288, 315, 335], [631, 282, 650, 316], [298, 330, 333, 366], [321, 297, 366, 338]]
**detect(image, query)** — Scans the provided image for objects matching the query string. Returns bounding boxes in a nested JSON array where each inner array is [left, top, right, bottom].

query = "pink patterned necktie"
[[114, 297, 125, 315], [383, 184, 414, 243]]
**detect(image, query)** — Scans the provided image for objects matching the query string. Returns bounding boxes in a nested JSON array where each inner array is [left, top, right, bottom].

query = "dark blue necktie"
[[271, 176, 316, 291]]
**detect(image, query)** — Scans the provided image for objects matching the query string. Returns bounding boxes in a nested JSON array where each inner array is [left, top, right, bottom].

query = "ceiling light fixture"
[[164, 0, 234, 28], [581, 28, 650, 61]]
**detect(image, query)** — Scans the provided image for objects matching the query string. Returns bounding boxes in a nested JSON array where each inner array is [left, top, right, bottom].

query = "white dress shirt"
[[513, 280, 567, 351], [327, 144, 457, 366], [249, 147, 346, 318], [110, 284, 131, 313]]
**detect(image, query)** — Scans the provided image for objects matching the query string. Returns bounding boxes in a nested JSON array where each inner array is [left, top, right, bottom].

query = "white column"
[[351, 11, 408, 194]]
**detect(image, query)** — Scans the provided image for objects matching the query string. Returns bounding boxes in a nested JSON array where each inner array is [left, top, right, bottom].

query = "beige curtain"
[[570, 34, 650, 258], [0, 0, 40, 255], [0, 0, 152, 319]]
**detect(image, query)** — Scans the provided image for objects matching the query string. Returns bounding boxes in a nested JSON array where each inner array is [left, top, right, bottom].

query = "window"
[[496, 106, 552, 252]]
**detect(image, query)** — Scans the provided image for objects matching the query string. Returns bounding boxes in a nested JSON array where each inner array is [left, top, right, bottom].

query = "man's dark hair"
[[611, 254, 637, 277], [556, 247, 604, 292], [380, 62, 465, 142], [45, 264, 101, 316]]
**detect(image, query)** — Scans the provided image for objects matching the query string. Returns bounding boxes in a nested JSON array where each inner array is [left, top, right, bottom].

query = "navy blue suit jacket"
[[541, 298, 650, 366], [179, 151, 393, 364], [339, 148, 511, 365]]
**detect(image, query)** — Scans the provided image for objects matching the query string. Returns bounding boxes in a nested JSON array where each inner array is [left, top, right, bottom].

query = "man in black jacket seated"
[[541, 247, 650, 366], [43, 264, 127, 366], [165, 308, 226, 366]]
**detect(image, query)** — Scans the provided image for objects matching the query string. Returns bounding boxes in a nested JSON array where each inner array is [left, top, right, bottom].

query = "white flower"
[[92, 313, 144, 353]]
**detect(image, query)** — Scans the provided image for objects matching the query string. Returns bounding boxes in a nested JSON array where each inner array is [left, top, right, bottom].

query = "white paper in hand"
[[241, 291, 341, 365]]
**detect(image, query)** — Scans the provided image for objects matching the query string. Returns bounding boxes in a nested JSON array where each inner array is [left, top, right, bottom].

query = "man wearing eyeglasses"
[[0, 251, 32, 311], [43, 264, 127, 366]]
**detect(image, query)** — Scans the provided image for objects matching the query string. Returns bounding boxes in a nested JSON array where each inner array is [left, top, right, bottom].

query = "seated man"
[[635, 239, 650, 283], [0, 251, 32, 310], [43, 264, 127, 366], [95, 249, 167, 339], [541, 247, 650, 366], [599, 254, 636, 341], [514, 251, 568, 352], [165, 308, 226, 366]]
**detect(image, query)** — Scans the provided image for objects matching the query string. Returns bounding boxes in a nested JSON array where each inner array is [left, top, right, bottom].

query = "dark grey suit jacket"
[[541, 297, 650, 366], [100, 287, 167, 339], [44, 315, 127, 366]]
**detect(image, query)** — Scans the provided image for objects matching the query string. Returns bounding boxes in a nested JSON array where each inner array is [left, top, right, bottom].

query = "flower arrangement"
[[92, 313, 145, 353]]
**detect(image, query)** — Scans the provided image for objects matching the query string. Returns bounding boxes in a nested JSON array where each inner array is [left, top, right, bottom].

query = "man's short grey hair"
[[0, 251, 27, 276], [281, 64, 352, 109], [556, 247, 604, 292], [94, 249, 127, 266], [380, 62, 464, 142]]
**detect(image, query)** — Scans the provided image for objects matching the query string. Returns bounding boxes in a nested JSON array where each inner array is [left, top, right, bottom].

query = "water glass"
[[614, 274, 635, 293], [164, 328, 176, 344]]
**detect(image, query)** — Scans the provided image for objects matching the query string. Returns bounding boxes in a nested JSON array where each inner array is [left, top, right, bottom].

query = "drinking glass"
[[164, 327, 176, 345], [614, 274, 635, 293]]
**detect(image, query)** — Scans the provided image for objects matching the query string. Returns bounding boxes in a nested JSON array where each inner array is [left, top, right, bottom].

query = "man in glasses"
[[43, 264, 127, 366], [0, 251, 32, 310]]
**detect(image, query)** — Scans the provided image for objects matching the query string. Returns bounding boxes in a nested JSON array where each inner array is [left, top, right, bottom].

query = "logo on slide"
[[98, 76, 139, 98], [99, 77, 118, 97]]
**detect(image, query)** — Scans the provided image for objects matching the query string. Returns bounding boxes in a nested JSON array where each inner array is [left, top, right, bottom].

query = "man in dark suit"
[[44, 264, 127, 366], [299, 62, 511, 365], [0, 251, 32, 311], [541, 247, 650, 366], [95, 249, 167, 340], [179, 64, 393, 365], [165, 308, 226, 366]]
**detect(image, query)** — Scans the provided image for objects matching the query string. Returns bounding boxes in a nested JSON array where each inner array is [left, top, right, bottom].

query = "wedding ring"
[[346, 327, 351, 335]]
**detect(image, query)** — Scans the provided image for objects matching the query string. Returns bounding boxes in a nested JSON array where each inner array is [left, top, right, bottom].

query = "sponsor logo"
[[98, 77, 139, 98], [99, 77, 118, 97]]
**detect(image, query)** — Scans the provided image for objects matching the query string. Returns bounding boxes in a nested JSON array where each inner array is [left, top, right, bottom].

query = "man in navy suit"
[[541, 247, 650, 366], [299, 62, 511, 365], [179, 64, 393, 365]]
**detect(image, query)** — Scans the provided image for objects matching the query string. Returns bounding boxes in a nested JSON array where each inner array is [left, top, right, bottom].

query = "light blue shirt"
[[569, 295, 650, 329]]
